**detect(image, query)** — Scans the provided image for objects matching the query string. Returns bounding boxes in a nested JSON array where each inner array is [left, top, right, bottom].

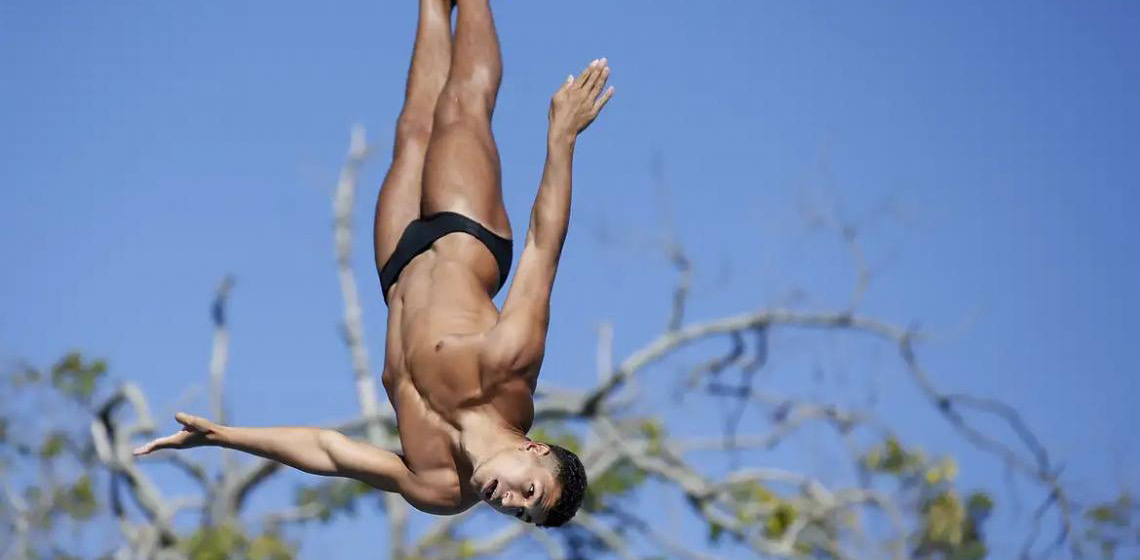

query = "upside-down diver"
[[135, 0, 614, 527]]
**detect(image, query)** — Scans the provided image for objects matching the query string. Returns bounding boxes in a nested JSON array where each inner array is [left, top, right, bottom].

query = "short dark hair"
[[538, 444, 586, 527]]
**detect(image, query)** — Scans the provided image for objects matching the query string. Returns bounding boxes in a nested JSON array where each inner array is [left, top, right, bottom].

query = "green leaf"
[[50, 352, 106, 402], [922, 491, 966, 548], [966, 492, 994, 521], [708, 522, 725, 544], [764, 503, 798, 539], [583, 458, 647, 511], [40, 432, 70, 460], [180, 525, 247, 560], [728, 481, 777, 504], [249, 532, 295, 560], [292, 480, 372, 524], [639, 419, 665, 454], [455, 541, 476, 559], [61, 475, 97, 520], [925, 457, 958, 485]]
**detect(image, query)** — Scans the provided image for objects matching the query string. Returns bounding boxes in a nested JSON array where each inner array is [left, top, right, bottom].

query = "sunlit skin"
[[134, 0, 611, 526]]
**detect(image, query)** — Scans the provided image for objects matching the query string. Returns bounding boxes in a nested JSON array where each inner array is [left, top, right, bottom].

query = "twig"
[[571, 510, 641, 560], [208, 276, 235, 477]]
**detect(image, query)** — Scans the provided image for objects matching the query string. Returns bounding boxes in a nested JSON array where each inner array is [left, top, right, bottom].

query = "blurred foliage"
[[181, 526, 295, 560], [861, 436, 992, 560], [1, 353, 110, 559], [49, 352, 106, 404], [2, 349, 1137, 560], [0, 353, 304, 560], [1083, 492, 1139, 560], [292, 479, 373, 523], [530, 424, 652, 513]]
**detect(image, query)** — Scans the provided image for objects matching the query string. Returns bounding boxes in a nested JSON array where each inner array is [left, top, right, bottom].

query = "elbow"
[[314, 430, 347, 474], [316, 429, 343, 452]]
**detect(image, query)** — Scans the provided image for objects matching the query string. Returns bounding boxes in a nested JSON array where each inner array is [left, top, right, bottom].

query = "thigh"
[[374, 152, 426, 273], [421, 119, 512, 240]]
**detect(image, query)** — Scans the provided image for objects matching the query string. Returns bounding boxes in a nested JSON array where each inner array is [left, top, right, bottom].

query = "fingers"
[[132, 441, 156, 456], [588, 65, 610, 101], [592, 86, 616, 116], [133, 433, 179, 456], [576, 59, 598, 86], [175, 411, 213, 431], [579, 58, 607, 93]]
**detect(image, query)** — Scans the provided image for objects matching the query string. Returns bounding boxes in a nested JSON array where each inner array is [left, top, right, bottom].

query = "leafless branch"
[[90, 384, 179, 544], [330, 124, 409, 558], [208, 276, 235, 477], [528, 527, 568, 560], [572, 510, 641, 560]]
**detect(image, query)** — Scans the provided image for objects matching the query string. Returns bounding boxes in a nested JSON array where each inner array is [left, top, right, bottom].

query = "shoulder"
[[404, 467, 479, 515], [481, 315, 548, 379]]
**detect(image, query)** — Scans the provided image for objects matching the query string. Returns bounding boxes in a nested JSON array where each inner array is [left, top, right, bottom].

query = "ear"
[[522, 441, 551, 456]]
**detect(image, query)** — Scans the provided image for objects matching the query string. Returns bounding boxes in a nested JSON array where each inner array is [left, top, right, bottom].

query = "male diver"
[[135, 0, 614, 528]]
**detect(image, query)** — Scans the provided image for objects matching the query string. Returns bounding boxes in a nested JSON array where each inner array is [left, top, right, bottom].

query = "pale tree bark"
[[4, 126, 1118, 560]]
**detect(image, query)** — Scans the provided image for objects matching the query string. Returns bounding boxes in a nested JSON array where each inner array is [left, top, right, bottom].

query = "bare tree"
[[2, 127, 1135, 560]]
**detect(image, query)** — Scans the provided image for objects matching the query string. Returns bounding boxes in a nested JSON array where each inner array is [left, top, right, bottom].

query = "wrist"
[[206, 425, 231, 445], [547, 131, 576, 150]]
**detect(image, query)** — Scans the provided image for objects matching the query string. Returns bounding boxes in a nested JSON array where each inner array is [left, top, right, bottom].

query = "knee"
[[394, 115, 432, 155], [435, 80, 497, 125]]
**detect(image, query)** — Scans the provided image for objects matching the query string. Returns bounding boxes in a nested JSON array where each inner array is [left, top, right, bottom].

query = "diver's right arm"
[[134, 413, 468, 514]]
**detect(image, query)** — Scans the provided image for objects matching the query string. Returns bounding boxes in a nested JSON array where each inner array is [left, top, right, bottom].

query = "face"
[[475, 441, 561, 525]]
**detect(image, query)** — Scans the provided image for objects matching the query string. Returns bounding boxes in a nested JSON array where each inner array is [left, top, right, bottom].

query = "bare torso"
[[381, 234, 536, 511]]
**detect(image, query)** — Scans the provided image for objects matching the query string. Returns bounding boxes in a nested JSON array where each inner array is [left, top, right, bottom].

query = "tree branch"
[[330, 125, 409, 558]]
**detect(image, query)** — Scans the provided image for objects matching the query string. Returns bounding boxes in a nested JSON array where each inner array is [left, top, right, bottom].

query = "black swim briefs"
[[378, 211, 513, 303]]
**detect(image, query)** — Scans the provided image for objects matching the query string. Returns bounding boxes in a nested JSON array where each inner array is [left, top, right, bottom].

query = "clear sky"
[[2, 0, 1138, 558]]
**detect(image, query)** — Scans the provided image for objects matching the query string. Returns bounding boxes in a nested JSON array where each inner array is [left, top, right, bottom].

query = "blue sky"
[[2, 0, 1138, 557]]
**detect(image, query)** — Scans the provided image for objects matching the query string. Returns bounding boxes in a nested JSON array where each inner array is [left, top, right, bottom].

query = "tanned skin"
[[135, 0, 613, 527]]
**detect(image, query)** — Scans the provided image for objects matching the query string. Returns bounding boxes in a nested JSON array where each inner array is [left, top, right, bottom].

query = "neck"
[[459, 410, 527, 483]]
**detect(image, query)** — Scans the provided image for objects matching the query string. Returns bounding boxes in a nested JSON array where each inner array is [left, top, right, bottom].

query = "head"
[[475, 440, 586, 527]]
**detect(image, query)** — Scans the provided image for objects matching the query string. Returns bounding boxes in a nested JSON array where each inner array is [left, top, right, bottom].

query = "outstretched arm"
[[484, 59, 614, 375], [134, 413, 465, 514]]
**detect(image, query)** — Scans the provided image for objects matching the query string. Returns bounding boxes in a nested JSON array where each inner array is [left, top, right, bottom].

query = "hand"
[[549, 58, 615, 142], [133, 412, 220, 456]]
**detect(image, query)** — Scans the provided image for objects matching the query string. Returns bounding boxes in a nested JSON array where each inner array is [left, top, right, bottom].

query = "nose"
[[500, 491, 522, 507]]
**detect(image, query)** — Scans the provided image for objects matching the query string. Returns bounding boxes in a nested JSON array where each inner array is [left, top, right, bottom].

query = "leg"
[[421, 0, 511, 239], [373, 0, 456, 273]]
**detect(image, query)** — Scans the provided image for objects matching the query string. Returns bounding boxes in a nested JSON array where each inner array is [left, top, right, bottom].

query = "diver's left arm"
[[484, 60, 614, 375]]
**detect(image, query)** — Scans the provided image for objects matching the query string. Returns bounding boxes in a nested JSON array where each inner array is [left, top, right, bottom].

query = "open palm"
[[133, 412, 218, 456]]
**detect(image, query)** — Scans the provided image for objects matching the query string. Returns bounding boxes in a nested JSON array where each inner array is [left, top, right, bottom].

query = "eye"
[[524, 483, 535, 498]]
